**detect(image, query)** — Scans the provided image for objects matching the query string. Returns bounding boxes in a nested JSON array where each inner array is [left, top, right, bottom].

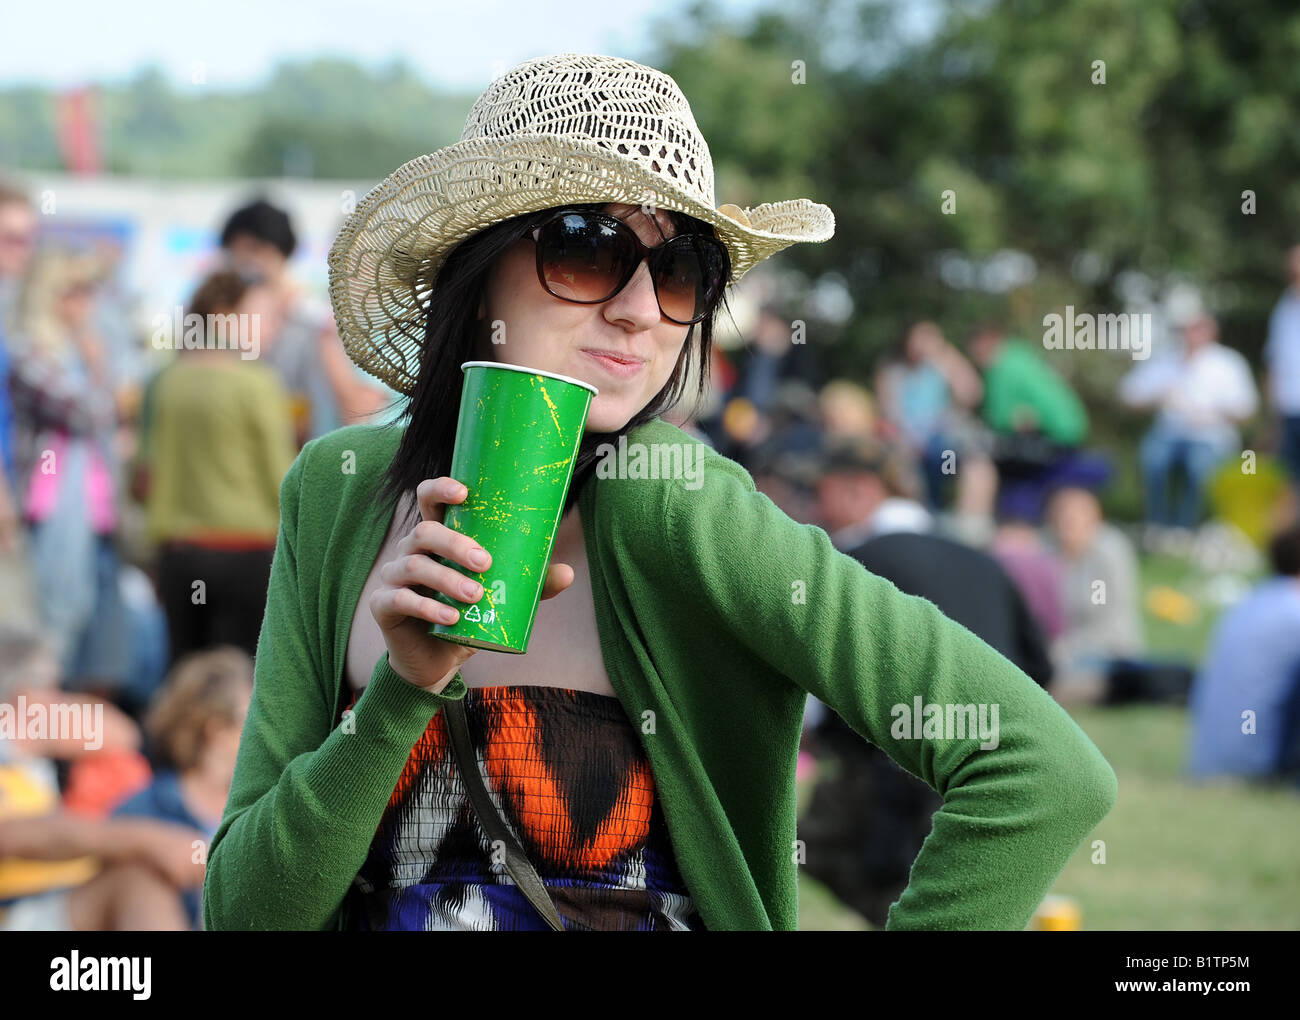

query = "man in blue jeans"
[[1121, 312, 1258, 533], [1265, 245, 1300, 495]]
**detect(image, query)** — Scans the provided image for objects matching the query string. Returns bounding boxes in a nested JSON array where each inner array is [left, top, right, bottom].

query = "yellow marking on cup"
[[532, 457, 571, 476], [538, 383, 563, 436]]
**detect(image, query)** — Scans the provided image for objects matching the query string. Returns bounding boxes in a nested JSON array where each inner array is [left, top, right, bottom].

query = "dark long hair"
[[371, 202, 735, 533]]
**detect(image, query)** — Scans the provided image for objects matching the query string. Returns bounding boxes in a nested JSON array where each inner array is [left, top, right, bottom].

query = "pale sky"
[[0, 0, 767, 92]]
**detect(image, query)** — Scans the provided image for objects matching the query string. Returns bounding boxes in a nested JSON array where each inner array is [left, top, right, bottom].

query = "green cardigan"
[[202, 417, 1118, 931]]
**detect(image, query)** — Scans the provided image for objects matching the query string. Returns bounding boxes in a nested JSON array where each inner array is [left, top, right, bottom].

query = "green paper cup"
[[428, 361, 598, 653]]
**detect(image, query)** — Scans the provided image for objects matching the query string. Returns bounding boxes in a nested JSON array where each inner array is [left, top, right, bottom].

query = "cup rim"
[[460, 360, 599, 396]]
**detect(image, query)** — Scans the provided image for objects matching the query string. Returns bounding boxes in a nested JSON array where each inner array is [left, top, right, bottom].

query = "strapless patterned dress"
[[343, 684, 706, 931]]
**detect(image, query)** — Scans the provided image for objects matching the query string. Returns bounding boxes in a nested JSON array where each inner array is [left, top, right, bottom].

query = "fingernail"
[[470, 549, 489, 568], [461, 580, 481, 599]]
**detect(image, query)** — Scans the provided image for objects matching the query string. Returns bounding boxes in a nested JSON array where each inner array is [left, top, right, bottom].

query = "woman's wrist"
[[418, 664, 464, 695], [375, 652, 464, 698]]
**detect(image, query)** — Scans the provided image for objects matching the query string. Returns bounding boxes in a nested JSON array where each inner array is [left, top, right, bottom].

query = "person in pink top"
[[7, 247, 131, 694]]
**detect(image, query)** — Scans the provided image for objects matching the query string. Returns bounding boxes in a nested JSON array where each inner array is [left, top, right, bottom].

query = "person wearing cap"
[[203, 54, 1116, 933]]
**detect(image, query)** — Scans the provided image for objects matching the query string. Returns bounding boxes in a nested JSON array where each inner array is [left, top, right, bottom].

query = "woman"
[[132, 269, 297, 667], [7, 248, 131, 692], [204, 53, 1117, 932], [874, 321, 984, 510], [113, 645, 253, 930]]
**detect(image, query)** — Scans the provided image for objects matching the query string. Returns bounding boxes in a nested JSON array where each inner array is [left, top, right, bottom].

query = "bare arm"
[[6, 688, 141, 758], [0, 814, 203, 884], [932, 342, 983, 409]]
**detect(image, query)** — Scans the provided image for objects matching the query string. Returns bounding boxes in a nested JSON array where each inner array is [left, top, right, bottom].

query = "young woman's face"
[[475, 202, 695, 433]]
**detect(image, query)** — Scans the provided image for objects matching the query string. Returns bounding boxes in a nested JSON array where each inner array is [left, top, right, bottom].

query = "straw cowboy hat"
[[327, 52, 836, 396]]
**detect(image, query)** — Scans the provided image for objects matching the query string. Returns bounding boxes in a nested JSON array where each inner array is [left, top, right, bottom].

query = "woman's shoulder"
[[589, 418, 753, 502], [297, 422, 405, 481], [274, 422, 405, 536], [585, 417, 778, 562]]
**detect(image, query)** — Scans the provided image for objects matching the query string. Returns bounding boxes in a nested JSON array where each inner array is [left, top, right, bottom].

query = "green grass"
[[795, 549, 1300, 930], [1053, 704, 1300, 930], [1138, 550, 1253, 663], [796, 704, 1300, 930]]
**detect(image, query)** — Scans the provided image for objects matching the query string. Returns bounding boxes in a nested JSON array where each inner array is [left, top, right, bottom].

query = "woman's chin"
[[585, 415, 626, 434], [584, 402, 635, 434]]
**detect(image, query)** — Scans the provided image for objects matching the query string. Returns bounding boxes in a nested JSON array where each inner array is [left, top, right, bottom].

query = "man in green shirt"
[[968, 325, 1103, 523], [972, 327, 1089, 446]]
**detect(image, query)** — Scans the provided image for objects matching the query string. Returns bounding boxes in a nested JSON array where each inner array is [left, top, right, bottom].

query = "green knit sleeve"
[[663, 450, 1118, 931], [202, 437, 468, 931]]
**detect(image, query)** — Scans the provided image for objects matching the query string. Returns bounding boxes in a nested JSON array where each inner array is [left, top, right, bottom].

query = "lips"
[[580, 349, 647, 364], [581, 348, 648, 378]]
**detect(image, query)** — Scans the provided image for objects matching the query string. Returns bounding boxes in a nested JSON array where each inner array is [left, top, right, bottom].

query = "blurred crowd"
[[682, 299, 1300, 925], [0, 183, 401, 930], [0, 175, 1298, 930]]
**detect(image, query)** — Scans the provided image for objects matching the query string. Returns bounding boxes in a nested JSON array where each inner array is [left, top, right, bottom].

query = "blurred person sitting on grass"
[[988, 510, 1067, 647], [1044, 486, 1144, 705], [0, 625, 206, 930], [1186, 523, 1300, 788], [1119, 311, 1259, 549], [966, 324, 1111, 537], [970, 323, 1089, 450], [818, 377, 877, 440], [131, 269, 297, 669], [112, 646, 252, 930], [814, 431, 933, 549], [874, 320, 984, 510]]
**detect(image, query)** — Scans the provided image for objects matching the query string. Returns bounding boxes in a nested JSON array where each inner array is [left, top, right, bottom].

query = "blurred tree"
[[1, 0, 1296, 434]]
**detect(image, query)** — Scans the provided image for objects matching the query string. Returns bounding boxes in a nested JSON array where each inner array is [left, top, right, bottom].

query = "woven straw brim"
[[327, 134, 835, 396]]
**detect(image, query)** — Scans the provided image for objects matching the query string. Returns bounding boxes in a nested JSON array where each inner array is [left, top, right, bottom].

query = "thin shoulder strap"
[[443, 697, 567, 931]]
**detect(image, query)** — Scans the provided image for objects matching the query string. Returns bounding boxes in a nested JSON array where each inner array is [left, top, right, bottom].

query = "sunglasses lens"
[[655, 236, 724, 324], [539, 213, 633, 303], [537, 211, 726, 323]]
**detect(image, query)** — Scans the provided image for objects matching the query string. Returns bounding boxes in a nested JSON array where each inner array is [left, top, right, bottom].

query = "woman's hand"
[[369, 476, 576, 692]]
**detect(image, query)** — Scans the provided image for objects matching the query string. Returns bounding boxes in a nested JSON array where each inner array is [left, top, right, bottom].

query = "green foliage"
[[3, 0, 1296, 397], [0, 59, 474, 180]]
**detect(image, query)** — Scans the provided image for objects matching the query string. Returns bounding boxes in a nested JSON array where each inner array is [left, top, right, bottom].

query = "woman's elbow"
[[1055, 741, 1119, 836]]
